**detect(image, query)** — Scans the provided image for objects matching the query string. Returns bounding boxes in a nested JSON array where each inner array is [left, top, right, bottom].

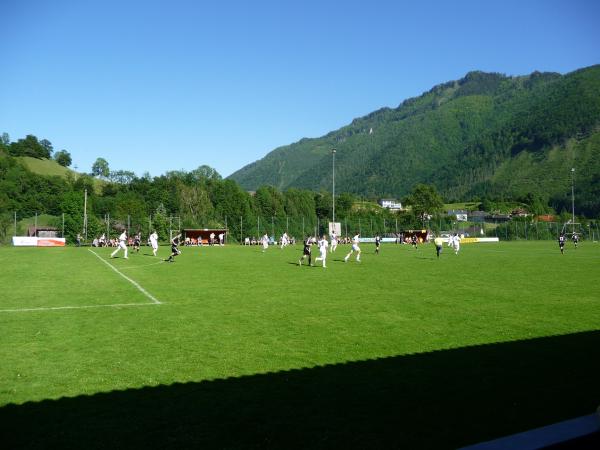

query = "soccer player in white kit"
[[280, 232, 289, 249], [330, 232, 338, 253], [262, 233, 269, 252], [110, 230, 128, 259], [344, 233, 361, 263], [149, 230, 159, 256], [452, 233, 461, 254], [314, 235, 329, 268]]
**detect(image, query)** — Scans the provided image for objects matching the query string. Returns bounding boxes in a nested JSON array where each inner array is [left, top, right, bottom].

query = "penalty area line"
[[88, 249, 162, 304], [0, 303, 160, 313]]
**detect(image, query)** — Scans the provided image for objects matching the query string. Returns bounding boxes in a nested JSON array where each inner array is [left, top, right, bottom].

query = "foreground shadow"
[[1, 331, 599, 449]]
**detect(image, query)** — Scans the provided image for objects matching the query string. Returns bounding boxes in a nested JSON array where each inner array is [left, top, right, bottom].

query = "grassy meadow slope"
[[17, 156, 77, 178], [14, 156, 105, 193]]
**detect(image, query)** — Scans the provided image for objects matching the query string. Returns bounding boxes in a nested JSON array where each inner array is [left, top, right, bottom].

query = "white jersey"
[[352, 234, 360, 251], [116, 231, 127, 251], [150, 232, 158, 247], [318, 239, 329, 254], [452, 235, 461, 250]]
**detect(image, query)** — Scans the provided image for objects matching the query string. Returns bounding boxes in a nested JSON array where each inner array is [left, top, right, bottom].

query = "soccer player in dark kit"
[[133, 232, 142, 253], [375, 234, 381, 255], [165, 233, 182, 262], [572, 232, 579, 248], [558, 233, 566, 255], [298, 236, 314, 266]]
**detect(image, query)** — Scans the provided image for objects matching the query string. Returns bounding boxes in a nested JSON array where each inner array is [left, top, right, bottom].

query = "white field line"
[[88, 249, 161, 304], [0, 303, 158, 313], [0, 251, 163, 313]]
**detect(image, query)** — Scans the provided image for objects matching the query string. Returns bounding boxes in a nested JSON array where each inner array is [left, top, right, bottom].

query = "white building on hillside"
[[379, 199, 403, 211]]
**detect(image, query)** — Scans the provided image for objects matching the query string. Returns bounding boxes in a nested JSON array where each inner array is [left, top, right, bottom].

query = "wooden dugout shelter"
[[182, 228, 227, 245], [402, 229, 429, 243]]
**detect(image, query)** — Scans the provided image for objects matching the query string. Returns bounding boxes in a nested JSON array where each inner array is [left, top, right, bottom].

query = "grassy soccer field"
[[1, 241, 599, 449]]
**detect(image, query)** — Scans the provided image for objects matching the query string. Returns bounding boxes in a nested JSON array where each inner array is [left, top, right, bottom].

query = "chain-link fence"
[[4, 211, 599, 245]]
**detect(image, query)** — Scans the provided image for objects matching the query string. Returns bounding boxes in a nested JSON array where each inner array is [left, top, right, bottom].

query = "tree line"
[[2, 133, 72, 167], [3, 131, 595, 245], [1, 136, 441, 243]]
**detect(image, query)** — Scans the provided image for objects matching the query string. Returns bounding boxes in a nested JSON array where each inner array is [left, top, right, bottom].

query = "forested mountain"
[[229, 65, 600, 217]]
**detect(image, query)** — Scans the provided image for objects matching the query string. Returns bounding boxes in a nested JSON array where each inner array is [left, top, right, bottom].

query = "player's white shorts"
[[151, 242, 158, 250], [119, 241, 127, 250], [352, 244, 360, 252]]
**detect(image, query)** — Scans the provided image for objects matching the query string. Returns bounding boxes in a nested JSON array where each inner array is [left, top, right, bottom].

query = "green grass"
[[0, 242, 599, 448], [444, 201, 481, 211]]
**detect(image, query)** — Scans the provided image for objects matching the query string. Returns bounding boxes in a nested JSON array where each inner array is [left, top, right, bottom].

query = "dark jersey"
[[375, 237, 381, 247], [303, 239, 312, 255], [558, 236, 566, 247]]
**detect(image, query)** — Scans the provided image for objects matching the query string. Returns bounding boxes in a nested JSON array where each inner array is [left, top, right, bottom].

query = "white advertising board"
[[12, 236, 38, 246], [328, 222, 341, 236], [12, 237, 66, 247]]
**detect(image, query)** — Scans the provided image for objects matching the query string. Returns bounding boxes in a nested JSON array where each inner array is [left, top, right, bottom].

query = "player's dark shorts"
[[134, 239, 140, 246], [303, 246, 311, 256], [171, 245, 179, 253]]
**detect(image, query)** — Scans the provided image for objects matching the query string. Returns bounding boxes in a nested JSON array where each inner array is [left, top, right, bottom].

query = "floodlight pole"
[[332, 148, 336, 224], [83, 188, 88, 241], [571, 168, 575, 234]]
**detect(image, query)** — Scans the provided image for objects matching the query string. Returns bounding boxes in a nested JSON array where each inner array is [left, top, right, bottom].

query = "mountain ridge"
[[228, 65, 600, 215]]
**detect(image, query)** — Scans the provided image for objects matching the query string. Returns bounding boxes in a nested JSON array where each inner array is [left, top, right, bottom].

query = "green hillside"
[[15, 156, 106, 193], [17, 156, 78, 178], [229, 65, 600, 216]]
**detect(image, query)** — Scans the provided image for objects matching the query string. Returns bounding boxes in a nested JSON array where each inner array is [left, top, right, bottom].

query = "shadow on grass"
[[1, 331, 599, 449]]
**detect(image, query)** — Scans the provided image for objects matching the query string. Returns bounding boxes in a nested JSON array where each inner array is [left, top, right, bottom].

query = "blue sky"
[[1, 0, 598, 178]]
